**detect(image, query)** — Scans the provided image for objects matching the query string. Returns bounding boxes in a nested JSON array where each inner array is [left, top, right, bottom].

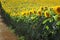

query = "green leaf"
[[49, 18, 53, 22], [45, 26, 49, 30], [42, 19, 49, 24], [56, 21, 60, 25], [19, 36, 25, 40], [53, 15, 58, 21]]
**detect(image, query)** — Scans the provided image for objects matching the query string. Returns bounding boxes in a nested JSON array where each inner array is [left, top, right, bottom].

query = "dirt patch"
[[0, 14, 18, 40]]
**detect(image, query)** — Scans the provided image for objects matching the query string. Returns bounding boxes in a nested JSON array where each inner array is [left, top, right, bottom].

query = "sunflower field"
[[1, 0, 60, 40]]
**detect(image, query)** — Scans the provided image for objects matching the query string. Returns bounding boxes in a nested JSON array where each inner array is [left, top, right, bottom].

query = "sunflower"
[[37, 11, 42, 16], [37, 6, 43, 16], [21, 11, 29, 16], [34, 10, 37, 14], [29, 8, 35, 14], [44, 11, 51, 18], [25, 11, 29, 16], [53, 6, 60, 15], [38, 6, 43, 11], [44, 6, 48, 11], [21, 11, 26, 16]]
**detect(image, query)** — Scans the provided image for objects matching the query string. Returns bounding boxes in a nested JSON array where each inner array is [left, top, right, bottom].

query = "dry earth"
[[0, 8, 18, 40]]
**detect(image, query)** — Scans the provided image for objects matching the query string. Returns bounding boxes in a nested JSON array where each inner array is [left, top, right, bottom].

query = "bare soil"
[[0, 9, 18, 40]]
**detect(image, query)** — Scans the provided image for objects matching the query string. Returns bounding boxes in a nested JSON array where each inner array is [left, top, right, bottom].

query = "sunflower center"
[[57, 7, 60, 13]]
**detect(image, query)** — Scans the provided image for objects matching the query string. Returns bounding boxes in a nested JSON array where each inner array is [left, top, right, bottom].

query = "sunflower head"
[[21, 11, 26, 16], [44, 6, 48, 10], [38, 6, 43, 11], [37, 11, 42, 16], [53, 6, 60, 15], [25, 11, 29, 16], [29, 8, 35, 14], [34, 10, 37, 14], [44, 11, 51, 18], [29, 9, 34, 15]]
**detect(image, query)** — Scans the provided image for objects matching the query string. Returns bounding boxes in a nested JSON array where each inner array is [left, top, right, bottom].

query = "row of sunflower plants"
[[3, 6, 60, 40]]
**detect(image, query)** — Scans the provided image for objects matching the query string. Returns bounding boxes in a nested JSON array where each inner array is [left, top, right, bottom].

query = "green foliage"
[[7, 14, 60, 40], [45, 26, 49, 30], [19, 36, 25, 40]]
